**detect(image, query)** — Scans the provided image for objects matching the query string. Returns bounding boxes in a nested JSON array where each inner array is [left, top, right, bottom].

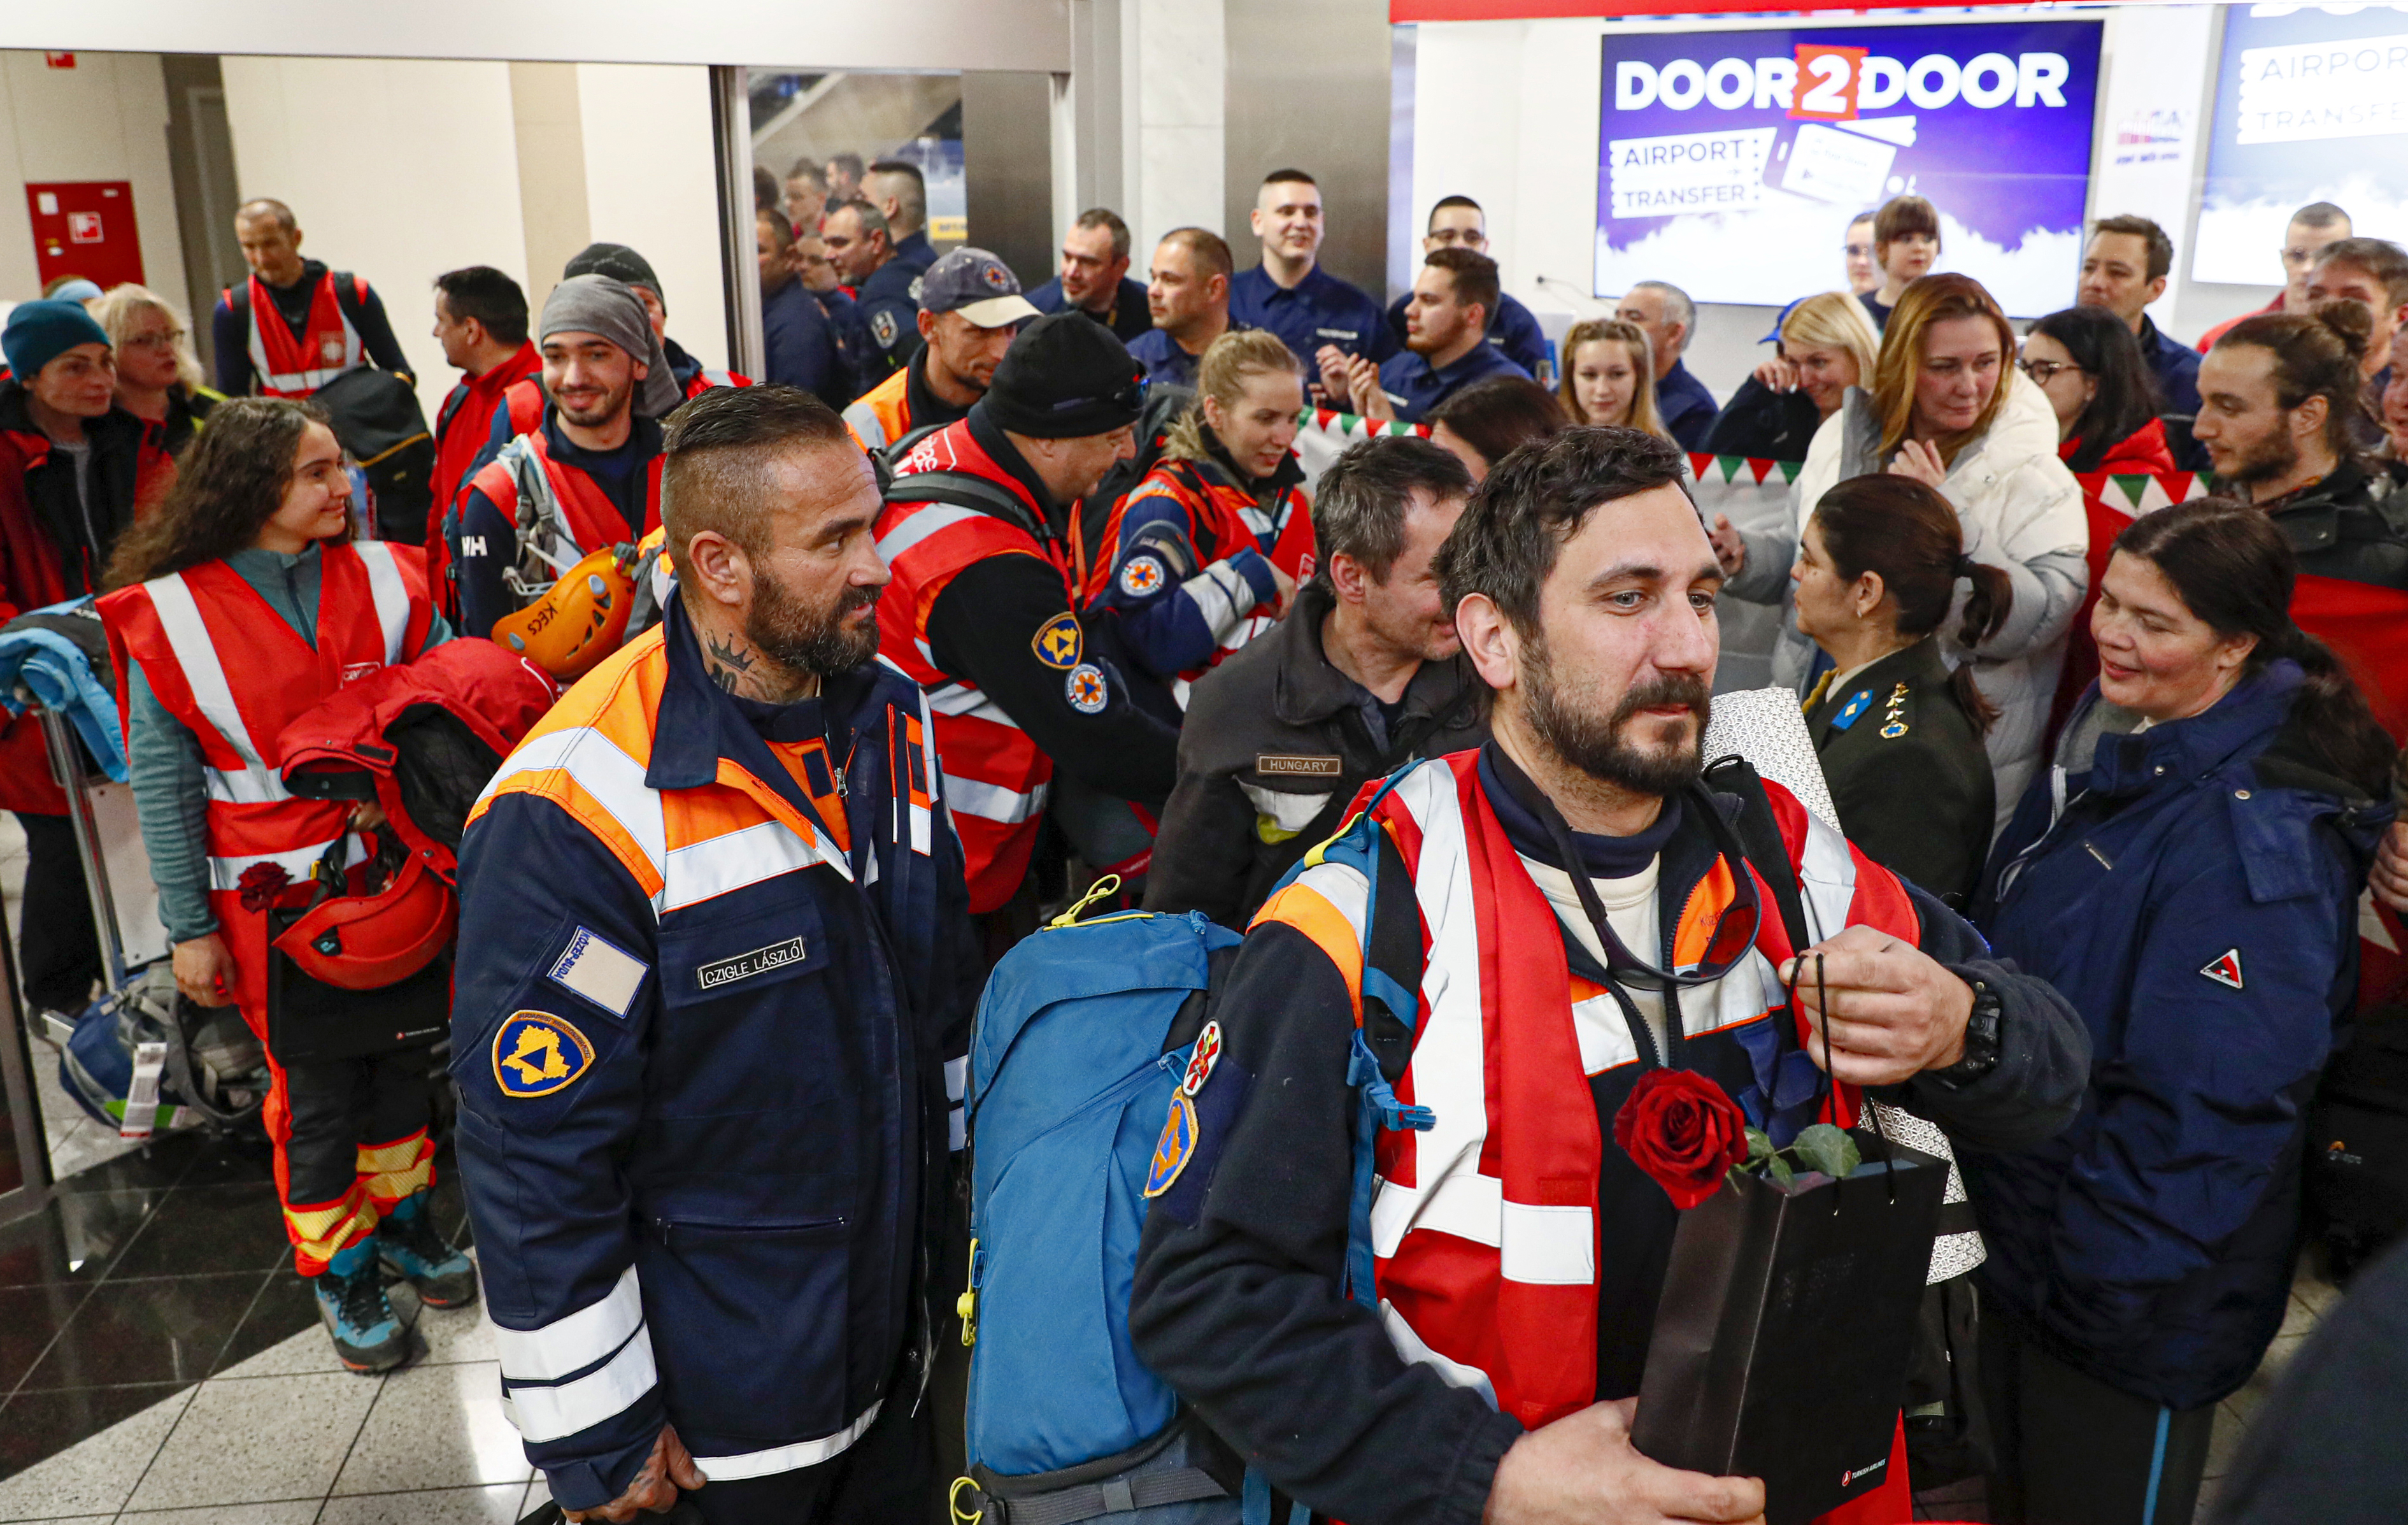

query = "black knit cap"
[[563, 241, 661, 297], [979, 312, 1148, 440]]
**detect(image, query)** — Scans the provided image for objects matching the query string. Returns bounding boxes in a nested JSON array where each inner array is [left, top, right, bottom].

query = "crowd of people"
[[4, 156, 2408, 1525]]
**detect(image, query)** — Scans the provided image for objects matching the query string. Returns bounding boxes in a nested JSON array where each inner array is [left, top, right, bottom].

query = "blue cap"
[[3, 299, 112, 380], [1759, 297, 1805, 345]]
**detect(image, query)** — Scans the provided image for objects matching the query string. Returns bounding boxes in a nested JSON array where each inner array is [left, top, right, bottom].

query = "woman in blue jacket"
[[1968, 498, 2397, 1525]]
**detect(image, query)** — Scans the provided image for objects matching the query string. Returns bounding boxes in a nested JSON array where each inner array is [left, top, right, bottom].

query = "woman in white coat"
[[1713, 273, 2087, 822]]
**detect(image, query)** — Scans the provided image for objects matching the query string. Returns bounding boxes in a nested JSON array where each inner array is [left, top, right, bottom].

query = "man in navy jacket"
[[452, 386, 976, 1523]]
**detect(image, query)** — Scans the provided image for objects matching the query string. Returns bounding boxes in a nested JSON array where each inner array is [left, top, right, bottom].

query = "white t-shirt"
[[1520, 854, 1673, 1066]]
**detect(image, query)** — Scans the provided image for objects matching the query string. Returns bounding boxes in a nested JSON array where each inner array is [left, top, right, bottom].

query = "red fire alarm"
[[43, 54, 73, 69], [25, 182, 144, 290]]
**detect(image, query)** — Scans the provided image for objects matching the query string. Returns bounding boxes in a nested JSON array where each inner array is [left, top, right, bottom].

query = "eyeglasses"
[[2017, 357, 2083, 383], [122, 330, 185, 351], [1843, 241, 1874, 259]]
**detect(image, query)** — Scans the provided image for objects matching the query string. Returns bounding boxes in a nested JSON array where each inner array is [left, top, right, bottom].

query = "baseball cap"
[[1759, 297, 1804, 345], [920, 248, 1040, 329]]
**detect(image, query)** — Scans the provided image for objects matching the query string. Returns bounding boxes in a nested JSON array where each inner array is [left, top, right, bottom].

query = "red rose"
[[236, 861, 292, 913], [1612, 1068, 1749, 1210]]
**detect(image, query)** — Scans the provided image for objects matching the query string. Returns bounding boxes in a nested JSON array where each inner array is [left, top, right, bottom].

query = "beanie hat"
[[979, 312, 1147, 440], [563, 242, 663, 302], [538, 276, 683, 420], [3, 299, 112, 381], [46, 278, 103, 304]]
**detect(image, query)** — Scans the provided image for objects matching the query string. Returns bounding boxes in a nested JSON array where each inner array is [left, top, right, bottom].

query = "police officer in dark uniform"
[[824, 198, 923, 384], [1792, 475, 2009, 904]]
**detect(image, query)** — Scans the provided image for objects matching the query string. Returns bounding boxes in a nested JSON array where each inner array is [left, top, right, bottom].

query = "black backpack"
[[2308, 1002, 2408, 1280], [314, 365, 436, 548]]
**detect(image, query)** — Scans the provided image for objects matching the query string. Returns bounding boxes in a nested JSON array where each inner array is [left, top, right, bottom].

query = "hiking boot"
[[315, 1240, 408, 1373], [376, 1192, 479, 1309]]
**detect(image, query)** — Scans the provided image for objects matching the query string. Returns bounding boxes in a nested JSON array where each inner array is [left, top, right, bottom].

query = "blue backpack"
[[955, 790, 1431, 1525]]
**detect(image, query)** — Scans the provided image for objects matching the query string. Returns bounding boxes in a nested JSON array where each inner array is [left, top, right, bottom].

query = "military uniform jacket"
[[1804, 636, 1996, 905], [448, 598, 976, 1510], [1142, 580, 1488, 928]]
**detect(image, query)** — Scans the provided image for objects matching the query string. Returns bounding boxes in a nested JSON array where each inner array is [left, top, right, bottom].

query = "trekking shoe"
[[315, 1241, 409, 1373], [376, 1192, 480, 1309]]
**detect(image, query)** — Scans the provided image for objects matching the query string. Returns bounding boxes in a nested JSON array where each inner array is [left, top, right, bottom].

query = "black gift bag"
[[1630, 1132, 1946, 1525]]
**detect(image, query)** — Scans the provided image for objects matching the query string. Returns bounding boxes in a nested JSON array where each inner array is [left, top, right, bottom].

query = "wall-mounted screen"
[[2193, 4, 2408, 285], [1595, 19, 2103, 315]]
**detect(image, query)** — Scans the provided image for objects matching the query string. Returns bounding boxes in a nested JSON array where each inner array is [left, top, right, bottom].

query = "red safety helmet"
[[271, 847, 457, 991]]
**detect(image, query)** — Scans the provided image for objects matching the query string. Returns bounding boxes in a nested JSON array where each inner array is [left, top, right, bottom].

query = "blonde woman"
[[1702, 290, 1882, 460], [1093, 328, 1313, 687], [1714, 273, 2086, 820], [90, 284, 222, 457], [1555, 317, 1669, 438]]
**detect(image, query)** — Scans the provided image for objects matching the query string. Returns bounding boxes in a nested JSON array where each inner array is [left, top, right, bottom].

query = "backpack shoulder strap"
[[1702, 754, 1809, 954], [886, 468, 1046, 541]]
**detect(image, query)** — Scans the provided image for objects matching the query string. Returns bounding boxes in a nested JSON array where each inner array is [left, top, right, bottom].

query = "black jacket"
[[1143, 580, 1488, 927], [1806, 638, 1995, 905], [0, 380, 156, 600], [1130, 759, 2091, 1525], [1699, 375, 1824, 462], [2262, 459, 2408, 591]]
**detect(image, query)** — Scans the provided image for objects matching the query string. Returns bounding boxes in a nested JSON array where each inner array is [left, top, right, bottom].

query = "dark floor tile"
[[175, 1129, 280, 1187], [45, 1129, 204, 1194], [0, 1189, 165, 1286], [211, 1269, 325, 1375], [427, 1163, 473, 1248], [107, 1182, 294, 1280], [0, 1280, 87, 1390], [0, 1380, 185, 1479], [18, 1269, 267, 1391]]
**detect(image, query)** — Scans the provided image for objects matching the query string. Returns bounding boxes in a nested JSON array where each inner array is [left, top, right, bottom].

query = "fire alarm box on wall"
[[25, 182, 144, 292]]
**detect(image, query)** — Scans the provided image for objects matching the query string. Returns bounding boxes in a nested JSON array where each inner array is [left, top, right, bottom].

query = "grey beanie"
[[538, 275, 682, 419]]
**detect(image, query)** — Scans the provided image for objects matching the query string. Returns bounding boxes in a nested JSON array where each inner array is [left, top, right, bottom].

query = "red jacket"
[[275, 637, 559, 882], [431, 344, 543, 531], [2048, 417, 2181, 743]]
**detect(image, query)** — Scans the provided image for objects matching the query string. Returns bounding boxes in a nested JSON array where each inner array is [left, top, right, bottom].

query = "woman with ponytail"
[[1968, 498, 2396, 1522], [1791, 473, 2009, 902]]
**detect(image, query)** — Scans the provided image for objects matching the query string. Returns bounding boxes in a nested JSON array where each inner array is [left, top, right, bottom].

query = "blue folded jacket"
[[0, 600, 125, 783]]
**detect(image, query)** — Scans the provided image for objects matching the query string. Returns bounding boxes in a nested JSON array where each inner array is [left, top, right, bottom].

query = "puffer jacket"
[[1726, 376, 2088, 824], [1966, 664, 2392, 1410]]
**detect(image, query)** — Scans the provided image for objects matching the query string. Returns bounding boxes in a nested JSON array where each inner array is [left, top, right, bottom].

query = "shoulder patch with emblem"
[[548, 926, 646, 1019], [870, 309, 899, 349], [492, 1011, 594, 1098], [2202, 949, 2244, 989], [1032, 612, 1083, 669], [1830, 689, 1872, 732], [1065, 663, 1109, 714], [1118, 554, 1167, 598], [1144, 1093, 1199, 1198]]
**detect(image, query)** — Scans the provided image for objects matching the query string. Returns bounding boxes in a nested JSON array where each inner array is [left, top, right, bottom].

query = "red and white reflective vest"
[[99, 540, 436, 1019], [238, 271, 367, 398], [874, 419, 1070, 914], [683, 365, 754, 401], [1255, 751, 1922, 1431], [464, 424, 664, 577]]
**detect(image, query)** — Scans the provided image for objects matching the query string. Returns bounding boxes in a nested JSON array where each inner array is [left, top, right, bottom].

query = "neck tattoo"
[[703, 629, 813, 705]]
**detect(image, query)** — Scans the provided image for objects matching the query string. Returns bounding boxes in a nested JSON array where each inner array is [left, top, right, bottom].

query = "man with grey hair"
[[450, 275, 678, 639], [1030, 207, 1155, 342], [1144, 434, 1489, 926], [823, 198, 922, 382], [1617, 280, 1715, 448], [864, 159, 936, 278]]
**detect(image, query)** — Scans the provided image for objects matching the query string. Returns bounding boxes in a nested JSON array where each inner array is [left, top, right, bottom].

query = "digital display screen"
[[2194, 4, 2408, 285], [1595, 20, 2104, 315]]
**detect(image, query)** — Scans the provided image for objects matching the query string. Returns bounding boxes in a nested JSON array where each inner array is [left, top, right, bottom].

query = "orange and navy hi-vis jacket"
[[840, 366, 913, 452], [874, 420, 1080, 913], [1092, 450, 1314, 691], [97, 539, 436, 1023], [449, 596, 973, 1512], [236, 269, 368, 397]]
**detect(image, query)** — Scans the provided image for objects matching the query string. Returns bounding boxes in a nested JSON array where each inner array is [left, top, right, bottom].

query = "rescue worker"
[[756, 207, 851, 410], [100, 398, 473, 1373], [1029, 208, 1155, 343], [1129, 426, 2093, 1524], [863, 159, 939, 280], [0, 299, 175, 1028], [427, 266, 541, 615], [823, 199, 921, 385], [1093, 329, 1311, 689], [1382, 196, 1549, 377], [210, 198, 412, 397], [1230, 168, 1393, 384], [1129, 227, 1241, 389], [1144, 435, 1488, 929], [875, 312, 1181, 922], [841, 247, 1037, 452], [451, 276, 679, 641], [563, 242, 752, 401], [792, 226, 874, 400], [452, 384, 975, 1524]]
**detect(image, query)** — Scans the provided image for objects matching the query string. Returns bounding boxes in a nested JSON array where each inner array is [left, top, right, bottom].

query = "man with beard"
[[841, 247, 1037, 451], [451, 276, 681, 641], [452, 383, 977, 1525], [2196, 306, 2408, 591], [1130, 426, 2091, 1525]]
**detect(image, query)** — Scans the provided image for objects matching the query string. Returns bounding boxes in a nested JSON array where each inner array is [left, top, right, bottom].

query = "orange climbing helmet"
[[492, 543, 638, 682]]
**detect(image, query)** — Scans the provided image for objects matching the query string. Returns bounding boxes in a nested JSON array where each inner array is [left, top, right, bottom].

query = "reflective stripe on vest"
[[841, 368, 911, 453], [245, 272, 365, 397]]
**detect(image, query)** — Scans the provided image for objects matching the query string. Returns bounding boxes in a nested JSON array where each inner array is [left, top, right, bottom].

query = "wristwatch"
[[1929, 975, 2003, 1086]]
